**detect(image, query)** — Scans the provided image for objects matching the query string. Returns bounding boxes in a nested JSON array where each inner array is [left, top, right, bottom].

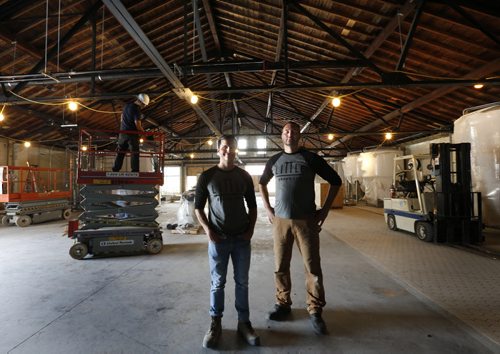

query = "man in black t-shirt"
[[195, 135, 260, 348], [112, 93, 149, 172], [259, 121, 342, 335]]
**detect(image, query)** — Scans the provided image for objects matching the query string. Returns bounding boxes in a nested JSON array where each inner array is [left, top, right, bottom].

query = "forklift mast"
[[430, 143, 482, 244]]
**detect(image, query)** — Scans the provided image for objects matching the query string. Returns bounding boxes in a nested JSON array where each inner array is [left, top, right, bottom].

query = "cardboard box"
[[315, 183, 344, 209]]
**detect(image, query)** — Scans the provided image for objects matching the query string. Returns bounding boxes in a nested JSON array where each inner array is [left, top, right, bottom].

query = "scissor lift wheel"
[[15, 215, 32, 227], [69, 243, 89, 260], [63, 209, 72, 220], [146, 238, 163, 254], [1, 216, 10, 226]]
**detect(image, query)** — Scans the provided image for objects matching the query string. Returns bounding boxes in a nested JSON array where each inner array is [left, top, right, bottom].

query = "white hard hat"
[[137, 93, 150, 106]]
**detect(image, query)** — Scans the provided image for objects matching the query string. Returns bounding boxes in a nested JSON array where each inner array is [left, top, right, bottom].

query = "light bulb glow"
[[327, 133, 334, 141], [332, 97, 341, 107], [81, 145, 88, 151], [207, 140, 213, 146], [473, 84, 484, 89], [24, 141, 31, 148], [190, 95, 199, 104], [68, 101, 78, 111], [0, 113, 4, 122], [189, 153, 195, 159], [385, 132, 393, 140], [139, 138, 144, 143]]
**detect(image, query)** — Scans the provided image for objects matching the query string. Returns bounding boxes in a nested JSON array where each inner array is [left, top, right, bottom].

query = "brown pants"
[[273, 216, 326, 314]]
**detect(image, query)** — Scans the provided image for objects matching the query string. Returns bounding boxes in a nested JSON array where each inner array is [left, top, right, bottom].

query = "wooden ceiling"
[[0, 0, 498, 161]]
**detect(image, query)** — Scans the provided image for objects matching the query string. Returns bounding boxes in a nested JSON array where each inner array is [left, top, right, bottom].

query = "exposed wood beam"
[[301, 0, 417, 133], [444, 0, 500, 46], [288, 0, 384, 77], [427, 0, 500, 18], [201, 0, 221, 54], [12, 1, 103, 94], [328, 58, 500, 148], [0, 0, 33, 21], [103, 0, 221, 135]]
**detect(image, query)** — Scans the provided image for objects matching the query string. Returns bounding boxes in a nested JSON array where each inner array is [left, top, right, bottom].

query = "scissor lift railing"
[[0, 166, 71, 203], [0, 166, 72, 227], [77, 129, 165, 185]]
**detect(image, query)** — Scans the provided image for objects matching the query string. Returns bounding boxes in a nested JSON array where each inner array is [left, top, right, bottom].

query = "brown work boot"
[[237, 321, 260, 346], [202, 316, 222, 348]]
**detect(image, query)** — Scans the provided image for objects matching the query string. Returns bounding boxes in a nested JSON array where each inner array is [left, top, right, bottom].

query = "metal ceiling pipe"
[[170, 130, 451, 140], [0, 59, 367, 86], [181, 59, 368, 75]]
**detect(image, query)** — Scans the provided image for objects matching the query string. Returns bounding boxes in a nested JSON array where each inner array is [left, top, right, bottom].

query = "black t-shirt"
[[120, 102, 142, 131], [195, 166, 257, 237]]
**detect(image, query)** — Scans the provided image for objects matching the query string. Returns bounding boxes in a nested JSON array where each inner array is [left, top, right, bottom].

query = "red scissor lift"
[[0, 165, 71, 227], [68, 129, 165, 259]]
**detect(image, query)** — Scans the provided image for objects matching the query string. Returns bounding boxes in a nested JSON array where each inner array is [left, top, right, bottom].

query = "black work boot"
[[237, 321, 260, 346], [267, 304, 291, 321], [310, 312, 327, 335], [202, 316, 222, 348]]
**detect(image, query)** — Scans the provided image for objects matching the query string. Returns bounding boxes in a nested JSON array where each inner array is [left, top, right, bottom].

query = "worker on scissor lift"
[[112, 93, 150, 173]]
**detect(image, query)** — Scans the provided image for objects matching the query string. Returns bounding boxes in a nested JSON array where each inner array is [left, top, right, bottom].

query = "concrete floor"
[[0, 199, 499, 354]]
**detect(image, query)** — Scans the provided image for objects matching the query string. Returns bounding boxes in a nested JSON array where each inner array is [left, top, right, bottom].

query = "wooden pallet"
[[170, 226, 201, 235]]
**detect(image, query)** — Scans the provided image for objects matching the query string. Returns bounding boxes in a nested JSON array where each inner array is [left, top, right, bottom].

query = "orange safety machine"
[[0, 165, 72, 227], [68, 129, 165, 259]]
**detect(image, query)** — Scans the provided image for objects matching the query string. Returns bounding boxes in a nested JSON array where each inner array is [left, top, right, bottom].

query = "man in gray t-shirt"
[[195, 135, 260, 349], [259, 121, 342, 335]]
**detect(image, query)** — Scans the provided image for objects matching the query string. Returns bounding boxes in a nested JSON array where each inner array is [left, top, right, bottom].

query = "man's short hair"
[[217, 134, 237, 149], [283, 121, 300, 131]]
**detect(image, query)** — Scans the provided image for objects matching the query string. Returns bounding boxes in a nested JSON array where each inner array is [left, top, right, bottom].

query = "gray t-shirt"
[[195, 166, 257, 237], [260, 149, 342, 219]]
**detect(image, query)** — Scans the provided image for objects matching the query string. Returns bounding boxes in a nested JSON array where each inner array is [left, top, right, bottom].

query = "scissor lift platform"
[[68, 129, 165, 259]]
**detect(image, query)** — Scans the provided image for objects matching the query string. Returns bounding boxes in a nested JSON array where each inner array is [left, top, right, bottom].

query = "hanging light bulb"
[[190, 94, 199, 104], [207, 139, 213, 146], [332, 97, 341, 107], [473, 84, 484, 89], [67, 100, 78, 111], [81, 145, 88, 151], [190, 153, 195, 159], [385, 132, 393, 140], [0, 112, 4, 122], [24, 141, 31, 148], [139, 138, 144, 143], [327, 133, 334, 141]]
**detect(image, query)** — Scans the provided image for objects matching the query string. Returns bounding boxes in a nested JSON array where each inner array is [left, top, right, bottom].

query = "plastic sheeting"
[[343, 149, 402, 205], [453, 104, 500, 228]]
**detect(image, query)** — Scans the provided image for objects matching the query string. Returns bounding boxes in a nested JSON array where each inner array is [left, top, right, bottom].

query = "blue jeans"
[[208, 238, 251, 322]]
